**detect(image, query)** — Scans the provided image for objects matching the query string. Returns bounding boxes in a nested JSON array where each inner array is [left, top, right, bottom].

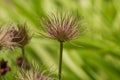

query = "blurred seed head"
[[0, 24, 17, 49], [0, 59, 11, 76], [11, 23, 31, 47], [15, 62, 58, 80], [40, 12, 84, 42], [0, 23, 31, 50]]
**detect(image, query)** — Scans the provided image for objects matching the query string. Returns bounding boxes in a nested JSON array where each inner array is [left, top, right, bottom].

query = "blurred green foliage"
[[0, 0, 120, 80]]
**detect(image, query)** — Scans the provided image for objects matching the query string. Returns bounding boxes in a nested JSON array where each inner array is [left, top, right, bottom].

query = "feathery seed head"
[[15, 63, 58, 80], [0, 23, 31, 49], [0, 24, 17, 49], [40, 12, 83, 42], [12, 23, 31, 47]]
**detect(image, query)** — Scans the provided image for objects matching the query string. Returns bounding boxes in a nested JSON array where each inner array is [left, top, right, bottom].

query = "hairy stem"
[[59, 42, 63, 80]]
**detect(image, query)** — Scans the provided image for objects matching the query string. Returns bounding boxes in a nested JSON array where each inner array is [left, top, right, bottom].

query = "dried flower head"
[[40, 12, 83, 42], [11, 24, 31, 47], [15, 63, 58, 80], [0, 59, 11, 75], [0, 25, 17, 49], [0, 23, 30, 49]]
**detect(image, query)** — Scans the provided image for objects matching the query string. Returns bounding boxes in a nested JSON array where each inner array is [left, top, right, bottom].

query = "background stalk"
[[59, 42, 63, 80], [21, 47, 25, 61], [2, 76, 6, 80], [21, 47, 25, 68]]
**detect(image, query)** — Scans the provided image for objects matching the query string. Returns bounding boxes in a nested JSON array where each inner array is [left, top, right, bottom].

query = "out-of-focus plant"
[[15, 62, 58, 80], [0, 24, 17, 50], [0, 23, 31, 50], [16, 56, 30, 70], [0, 23, 31, 68], [10, 23, 31, 69], [0, 59, 11, 79], [0, 23, 31, 79]]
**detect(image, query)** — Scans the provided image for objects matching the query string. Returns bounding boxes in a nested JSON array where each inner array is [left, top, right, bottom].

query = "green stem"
[[21, 47, 25, 61], [21, 47, 25, 68], [59, 42, 63, 80], [2, 76, 6, 80], [0, 76, 1, 79]]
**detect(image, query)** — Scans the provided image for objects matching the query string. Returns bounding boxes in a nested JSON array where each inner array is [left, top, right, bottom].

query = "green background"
[[0, 0, 120, 80]]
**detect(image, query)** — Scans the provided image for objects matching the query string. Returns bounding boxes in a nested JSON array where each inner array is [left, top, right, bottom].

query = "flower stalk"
[[2, 76, 6, 80], [59, 42, 63, 80], [20, 47, 30, 70], [21, 47, 25, 66], [39, 11, 83, 80]]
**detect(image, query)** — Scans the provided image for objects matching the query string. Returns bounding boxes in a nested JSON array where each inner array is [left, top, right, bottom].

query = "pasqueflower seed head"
[[0, 24, 17, 49], [12, 23, 31, 47], [15, 63, 58, 80], [0, 23, 31, 49], [40, 12, 83, 42]]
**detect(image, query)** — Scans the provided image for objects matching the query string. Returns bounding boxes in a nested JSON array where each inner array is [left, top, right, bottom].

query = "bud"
[[17, 57, 30, 70], [0, 59, 11, 76]]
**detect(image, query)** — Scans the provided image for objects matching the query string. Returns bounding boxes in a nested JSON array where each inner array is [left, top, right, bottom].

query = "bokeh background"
[[0, 0, 120, 80]]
